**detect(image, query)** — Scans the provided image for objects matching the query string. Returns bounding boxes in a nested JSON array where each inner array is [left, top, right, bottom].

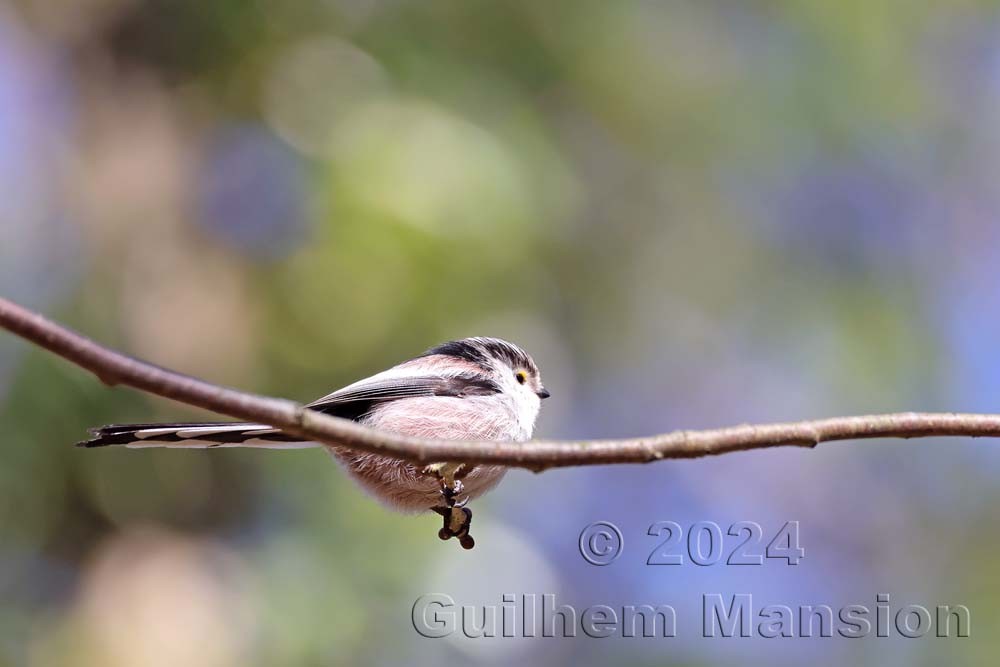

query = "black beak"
[[536, 387, 551, 399]]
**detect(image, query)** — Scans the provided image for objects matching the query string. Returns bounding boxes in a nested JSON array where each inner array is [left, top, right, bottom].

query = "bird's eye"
[[515, 371, 527, 385]]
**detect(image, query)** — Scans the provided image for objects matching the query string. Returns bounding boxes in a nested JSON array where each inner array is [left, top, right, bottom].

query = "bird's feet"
[[422, 462, 466, 489], [425, 462, 474, 549]]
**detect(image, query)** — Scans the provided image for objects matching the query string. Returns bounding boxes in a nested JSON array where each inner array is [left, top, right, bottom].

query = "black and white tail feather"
[[78, 422, 312, 449]]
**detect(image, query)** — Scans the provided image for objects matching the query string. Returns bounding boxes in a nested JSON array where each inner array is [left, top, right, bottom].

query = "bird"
[[79, 337, 549, 546]]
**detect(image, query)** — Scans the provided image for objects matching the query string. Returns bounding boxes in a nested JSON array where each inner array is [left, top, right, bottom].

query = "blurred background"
[[1, 0, 999, 664]]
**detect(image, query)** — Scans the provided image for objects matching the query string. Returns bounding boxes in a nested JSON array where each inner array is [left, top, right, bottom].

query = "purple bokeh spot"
[[764, 153, 928, 271], [197, 124, 308, 259]]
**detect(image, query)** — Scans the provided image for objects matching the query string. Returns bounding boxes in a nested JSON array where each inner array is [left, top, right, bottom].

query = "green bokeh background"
[[2, 1, 1000, 665]]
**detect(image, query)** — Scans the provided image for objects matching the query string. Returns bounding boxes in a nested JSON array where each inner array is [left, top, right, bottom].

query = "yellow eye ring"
[[515, 371, 527, 385]]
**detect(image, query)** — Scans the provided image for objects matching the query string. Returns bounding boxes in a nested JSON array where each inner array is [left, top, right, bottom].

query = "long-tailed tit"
[[79, 337, 549, 546]]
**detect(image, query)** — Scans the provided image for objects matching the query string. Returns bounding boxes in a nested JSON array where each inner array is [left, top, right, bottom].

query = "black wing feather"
[[305, 373, 499, 420]]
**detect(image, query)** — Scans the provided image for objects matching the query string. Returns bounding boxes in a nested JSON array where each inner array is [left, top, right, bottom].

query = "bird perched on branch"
[[79, 337, 549, 549]]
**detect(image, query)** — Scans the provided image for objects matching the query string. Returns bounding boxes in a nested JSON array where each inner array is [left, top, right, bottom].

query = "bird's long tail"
[[77, 422, 321, 449]]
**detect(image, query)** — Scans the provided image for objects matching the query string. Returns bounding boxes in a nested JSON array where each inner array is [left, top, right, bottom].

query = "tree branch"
[[2, 296, 998, 471]]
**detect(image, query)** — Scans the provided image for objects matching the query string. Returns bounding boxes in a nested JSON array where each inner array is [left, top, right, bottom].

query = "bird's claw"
[[423, 462, 468, 506], [441, 478, 465, 503]]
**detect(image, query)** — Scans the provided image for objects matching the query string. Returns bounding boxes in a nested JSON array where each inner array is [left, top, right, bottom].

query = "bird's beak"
[[536, 387, 551, 399]]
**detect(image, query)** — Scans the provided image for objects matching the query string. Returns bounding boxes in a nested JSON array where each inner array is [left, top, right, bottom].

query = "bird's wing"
[[306, 373, 500, 420]]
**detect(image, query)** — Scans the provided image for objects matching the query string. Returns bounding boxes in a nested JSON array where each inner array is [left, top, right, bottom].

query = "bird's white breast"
[[327, 394, 532, 512]]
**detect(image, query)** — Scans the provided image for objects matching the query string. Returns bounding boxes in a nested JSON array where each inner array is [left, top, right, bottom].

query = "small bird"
[[79, 337, 549, 545]]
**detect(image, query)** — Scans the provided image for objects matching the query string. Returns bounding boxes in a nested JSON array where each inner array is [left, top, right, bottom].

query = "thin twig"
[[2, 296, 998, 470]]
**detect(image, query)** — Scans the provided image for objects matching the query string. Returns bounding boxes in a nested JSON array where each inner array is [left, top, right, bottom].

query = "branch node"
[[641, 440, 664, 461]]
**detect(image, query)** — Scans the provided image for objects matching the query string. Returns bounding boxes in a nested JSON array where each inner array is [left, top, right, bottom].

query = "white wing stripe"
[[135, 428, 188, 439], [125, 439, 318, 449], [175, 425, 271, 438]]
